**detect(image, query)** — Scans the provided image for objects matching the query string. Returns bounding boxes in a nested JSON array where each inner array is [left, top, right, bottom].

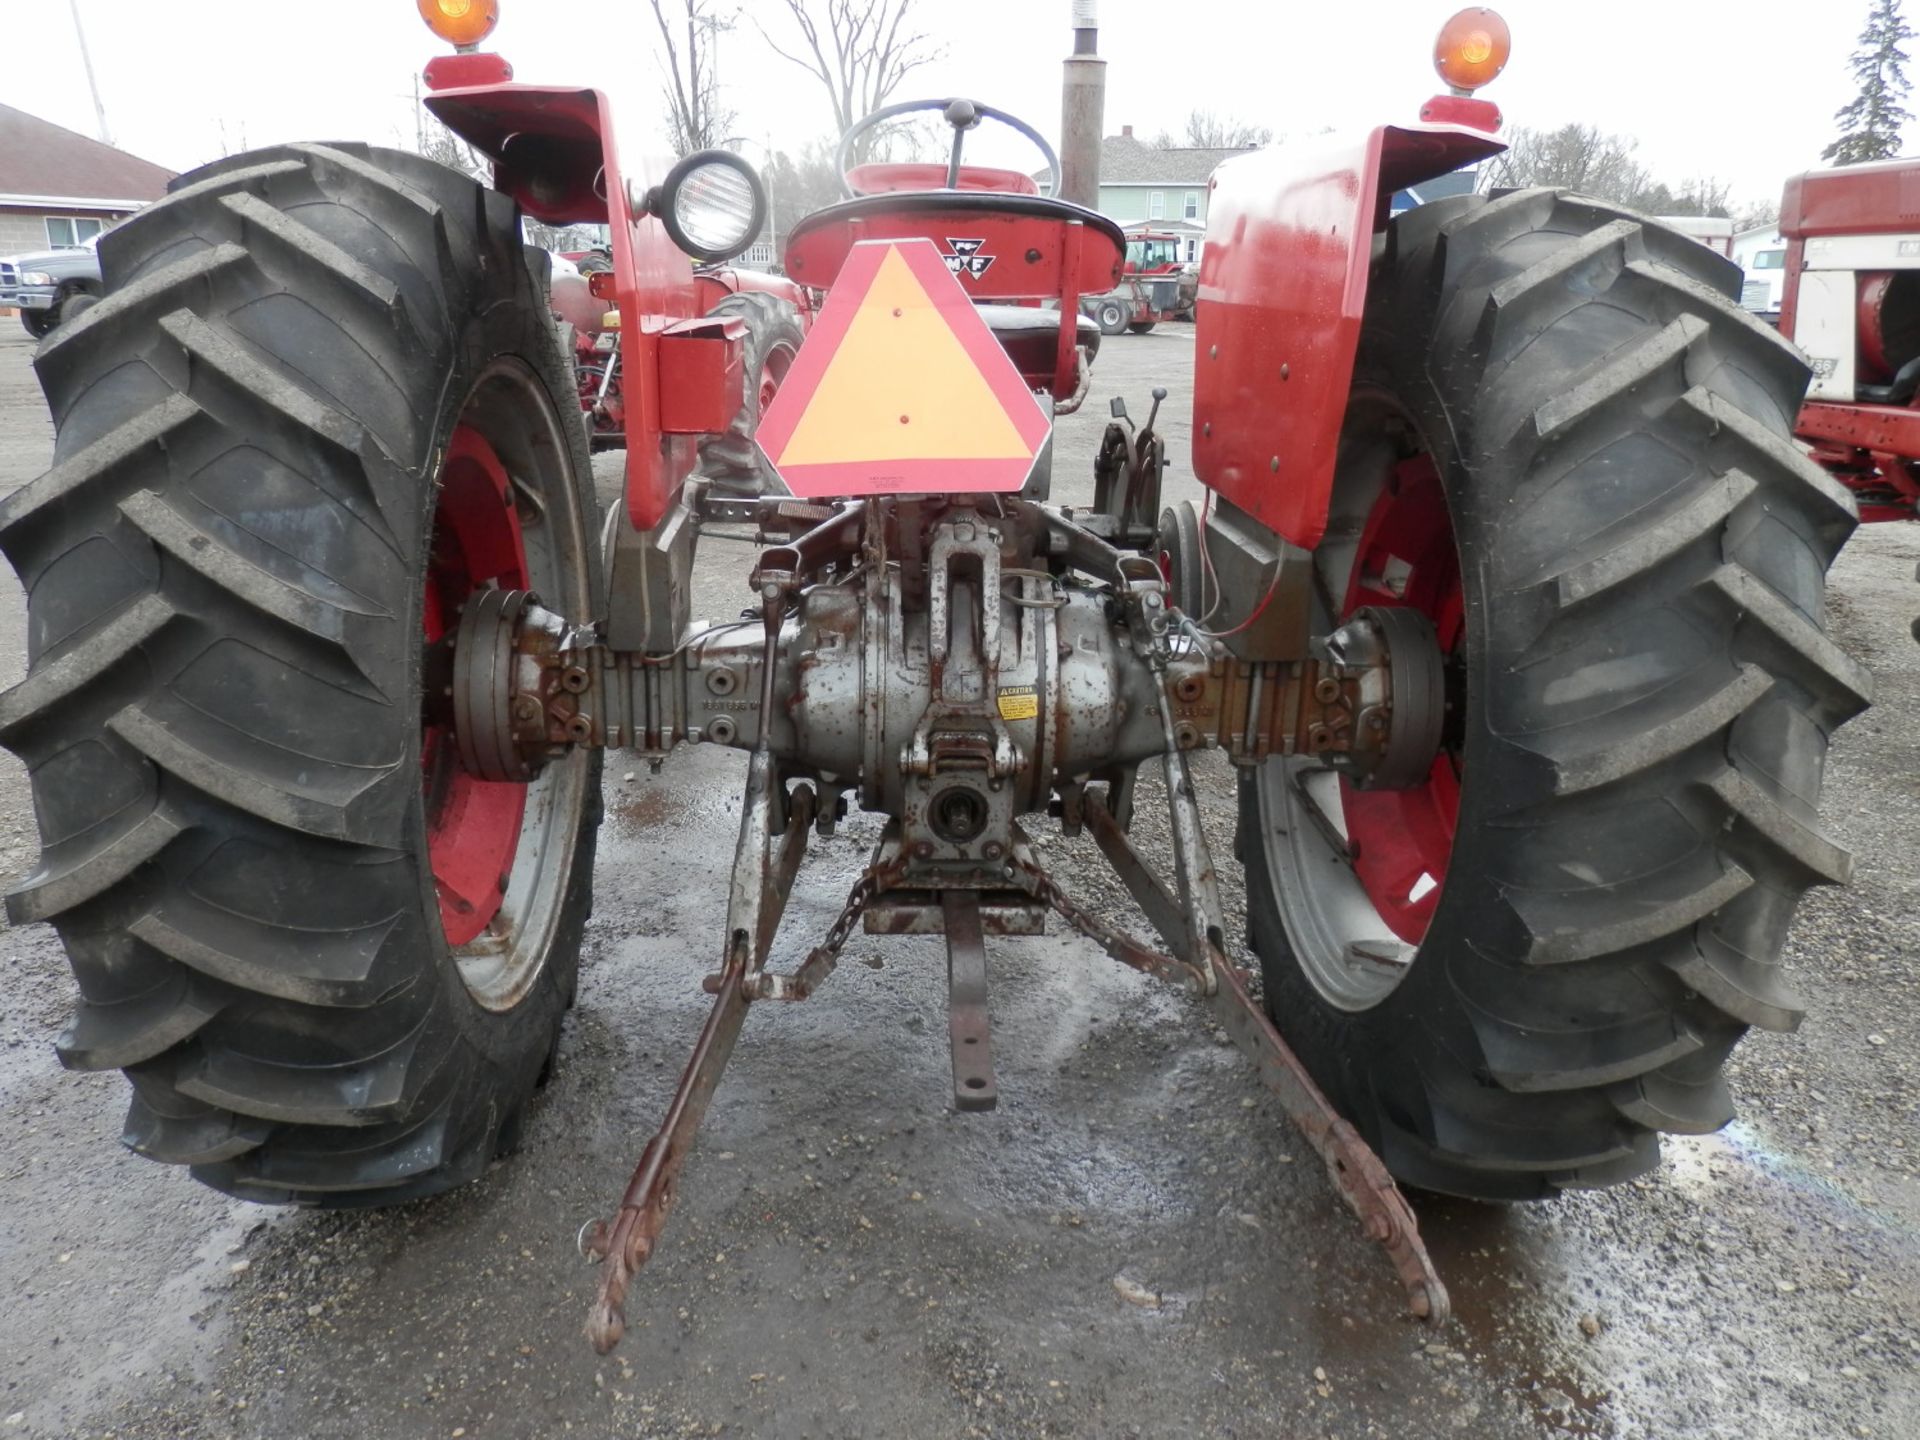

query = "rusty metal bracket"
[[582, 930, 751, 1354], [583, 580, 810, 1354], [942, 891, 999, 1111], [1202, 946, 1450, 1325], [1078, 791, 1449, 1324]]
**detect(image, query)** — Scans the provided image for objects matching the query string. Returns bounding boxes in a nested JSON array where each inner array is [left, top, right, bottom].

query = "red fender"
[[425, 75, 703, 530], [1192, 117, 1505, 550], [692, 267, 815, 322]]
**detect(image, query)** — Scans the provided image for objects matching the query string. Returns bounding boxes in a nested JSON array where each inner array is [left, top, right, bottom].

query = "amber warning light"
[[418, 0, 500, 48], [1433, 7, 1511, 93]]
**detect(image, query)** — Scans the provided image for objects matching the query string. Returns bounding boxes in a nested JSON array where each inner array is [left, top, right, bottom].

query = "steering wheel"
[[835, 97, 1061, 199]]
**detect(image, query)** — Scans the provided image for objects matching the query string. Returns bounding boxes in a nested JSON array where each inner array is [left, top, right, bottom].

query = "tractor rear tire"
[[1240, 189, 1869, 1200], [1094, 299, 1127, 337], [698, 290, 805, 494], [1127, 320, 1156, 335], [0, 143, 603, 1206]]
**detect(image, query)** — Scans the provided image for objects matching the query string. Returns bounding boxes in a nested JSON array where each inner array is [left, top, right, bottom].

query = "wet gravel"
[[0, 325, 1916, 1438]]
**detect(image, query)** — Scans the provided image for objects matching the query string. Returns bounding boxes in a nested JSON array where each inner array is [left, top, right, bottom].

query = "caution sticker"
[[997, 686, 1038, 722]]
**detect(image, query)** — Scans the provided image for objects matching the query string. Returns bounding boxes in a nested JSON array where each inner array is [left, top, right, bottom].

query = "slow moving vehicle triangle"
[[756, 238, 1051, 496]]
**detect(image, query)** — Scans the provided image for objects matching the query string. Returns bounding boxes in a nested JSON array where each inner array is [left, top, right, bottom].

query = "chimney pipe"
[[1059, 0, 1105, 209]]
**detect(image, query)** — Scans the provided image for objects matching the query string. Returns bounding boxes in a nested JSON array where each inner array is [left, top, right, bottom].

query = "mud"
[[0, 326, 1914, 1438]]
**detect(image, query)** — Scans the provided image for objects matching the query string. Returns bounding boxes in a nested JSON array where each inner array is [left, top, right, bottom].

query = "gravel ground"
[[0, 321, 1916, 1440]]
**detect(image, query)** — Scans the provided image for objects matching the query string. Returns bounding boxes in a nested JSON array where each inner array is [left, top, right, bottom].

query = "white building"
[[1731, 225, 1788, 317]]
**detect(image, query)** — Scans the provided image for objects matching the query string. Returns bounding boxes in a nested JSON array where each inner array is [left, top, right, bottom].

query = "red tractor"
[[1082, 226, 1197, 334], [551, 244, 811, 485], [1778, 160, 1920, 523], [0, 1, 1865, 1354]]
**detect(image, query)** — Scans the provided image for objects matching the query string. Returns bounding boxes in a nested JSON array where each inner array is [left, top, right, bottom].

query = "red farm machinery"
[[1081, 227, 1198, 335], [1779, 160, 1920, 529], [0, 0, 1867, 1352]]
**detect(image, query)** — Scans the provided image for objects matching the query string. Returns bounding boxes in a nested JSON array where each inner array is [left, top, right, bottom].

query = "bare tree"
[[652, 0, 740, 159], [763, 141, 847, 252], [1483, 125, 1734, 218], [523, 220, 602, 252], [760, 0, 941, 162], [1483, 123, 1652, 203], [419, 113, 490, 182], [1167, 109, 1273, 150], [1736, 199, 1782, 232]]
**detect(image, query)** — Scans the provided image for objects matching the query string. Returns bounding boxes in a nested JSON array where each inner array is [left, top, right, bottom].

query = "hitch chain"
[[728, 853, 911, 1003], [1008, 850, 1206, 993]]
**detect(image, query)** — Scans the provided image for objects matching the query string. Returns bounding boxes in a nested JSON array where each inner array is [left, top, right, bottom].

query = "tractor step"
[[941, 891, 999, 1112]]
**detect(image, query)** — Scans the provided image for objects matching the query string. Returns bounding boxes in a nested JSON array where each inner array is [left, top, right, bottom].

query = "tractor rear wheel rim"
[[759, 338, 797, 412], [1256, 404, 1463, 1010], [422, 360, 592, 1011]]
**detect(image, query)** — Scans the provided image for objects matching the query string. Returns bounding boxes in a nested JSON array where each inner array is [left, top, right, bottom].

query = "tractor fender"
[[694, 267, 814, 321], [427, 80, 704, 530], [1192, 122, 1505, 550]]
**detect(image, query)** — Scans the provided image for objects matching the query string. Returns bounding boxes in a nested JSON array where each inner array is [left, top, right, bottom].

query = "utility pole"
[[68, 0, 112, 147], [1059, 0, 1105, 209]]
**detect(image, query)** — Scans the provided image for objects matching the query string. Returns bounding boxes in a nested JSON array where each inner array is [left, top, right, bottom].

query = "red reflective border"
[[757, 239, 1050, 498]]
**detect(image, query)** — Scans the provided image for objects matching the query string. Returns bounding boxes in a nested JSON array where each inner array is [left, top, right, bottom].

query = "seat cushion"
[[975, 304, 1101, 391]]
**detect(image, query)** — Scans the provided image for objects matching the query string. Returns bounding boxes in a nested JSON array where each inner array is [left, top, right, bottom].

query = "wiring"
[[1188, 488, 1284, 640]]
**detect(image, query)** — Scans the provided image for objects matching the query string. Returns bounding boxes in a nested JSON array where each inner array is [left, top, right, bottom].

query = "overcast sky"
[[6, 1, 1889, 214]]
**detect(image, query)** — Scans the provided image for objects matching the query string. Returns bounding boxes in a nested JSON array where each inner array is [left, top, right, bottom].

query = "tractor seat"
[[975, 305, 1101, 391], [783, 191, 1125, 403]]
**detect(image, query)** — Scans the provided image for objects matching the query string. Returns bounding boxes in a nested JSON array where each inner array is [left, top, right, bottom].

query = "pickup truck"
[[1, 234, 103, 338]]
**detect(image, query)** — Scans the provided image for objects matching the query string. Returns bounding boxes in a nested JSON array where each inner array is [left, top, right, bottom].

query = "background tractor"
[[1082, 226, 1197, 334], [0, 0, 1865, 1355], [1778, 159, 1920, 524], [550, 241, 811, 483]]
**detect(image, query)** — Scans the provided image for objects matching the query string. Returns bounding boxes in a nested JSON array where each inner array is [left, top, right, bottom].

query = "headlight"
[[593, 332, 618, 353], [648, 150, 768, 265], [20, 272, 55, 287]]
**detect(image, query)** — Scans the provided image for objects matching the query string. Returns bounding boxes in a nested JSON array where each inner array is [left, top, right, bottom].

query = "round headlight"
[[654, 151, 768, 265]]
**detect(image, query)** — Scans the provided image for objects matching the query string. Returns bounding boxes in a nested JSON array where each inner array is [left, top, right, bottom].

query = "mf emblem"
[[942, 238, 996, 281]]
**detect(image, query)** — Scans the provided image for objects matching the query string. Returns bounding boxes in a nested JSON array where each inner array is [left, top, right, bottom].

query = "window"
[[1126, 238, 1180, 267], [1183, 191, 1199, 220], [1751, 249, 1786, 270], [1148, 190, 1164, 219], [45, 216, 102, 249], [1185, 238, 1197, 263]]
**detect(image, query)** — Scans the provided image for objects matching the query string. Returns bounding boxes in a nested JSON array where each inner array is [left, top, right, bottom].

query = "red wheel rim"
[[759, 342, 796, 413], [1338, 454, 1462, 945], [422, 424, 529, 946]]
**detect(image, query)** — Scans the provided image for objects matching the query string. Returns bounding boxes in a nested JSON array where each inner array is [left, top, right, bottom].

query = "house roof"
[[0, 103, 174, 207], [1035, 134, 1259, 189]]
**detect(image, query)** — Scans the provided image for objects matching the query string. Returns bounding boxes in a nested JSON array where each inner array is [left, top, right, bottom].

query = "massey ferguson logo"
[[942, 238, 995, 280]]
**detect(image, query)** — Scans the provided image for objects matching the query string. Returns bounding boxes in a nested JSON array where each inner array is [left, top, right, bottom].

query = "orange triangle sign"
[[756, 239, 1051, 497]]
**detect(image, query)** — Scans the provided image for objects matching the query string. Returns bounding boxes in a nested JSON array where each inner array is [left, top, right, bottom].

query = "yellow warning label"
[[997, 687, 1039, 722]]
